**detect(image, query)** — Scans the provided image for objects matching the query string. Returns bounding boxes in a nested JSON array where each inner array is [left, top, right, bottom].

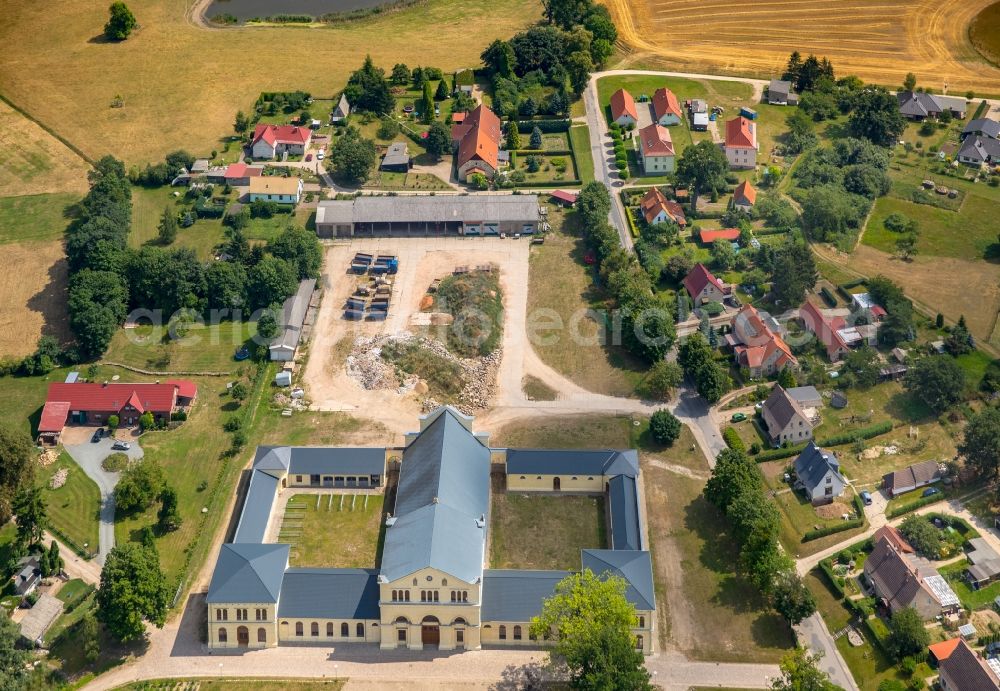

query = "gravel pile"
[[50, 468, 68, 489]]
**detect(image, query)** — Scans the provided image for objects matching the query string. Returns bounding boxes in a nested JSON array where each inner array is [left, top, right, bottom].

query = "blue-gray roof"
[[505, 449, 639, 478], [608, 475, 641, 551], [794, 442, 844, 492], [277, 569, 380, 620], [380, 409, 490, 583], [254, 445, 386, 477], [581, 549, 656, 612], [963, 118, 1000, 140], [481, 570, 571, 621], [207, 543, 289, 604], [233, 470, 280, 544]]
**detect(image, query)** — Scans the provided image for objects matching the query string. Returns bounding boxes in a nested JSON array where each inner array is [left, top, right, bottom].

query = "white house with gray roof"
[[205, 406, 656, 653], [793, 442, 847, 505], [897, 91, 967, 120]]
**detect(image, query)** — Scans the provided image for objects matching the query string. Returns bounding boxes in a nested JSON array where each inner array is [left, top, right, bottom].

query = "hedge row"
[[513, 178, 582, 188], [754, 445, 805, 463], [722, 427, 746, 452], [886, 492, 946, 518], [819, 287, 837, 307], [819, 559, 846, 597], [973, 100, 989, 121], [754, 421, 895, 464], [514, 119, 571, 134], [803, 518, 864, 542]]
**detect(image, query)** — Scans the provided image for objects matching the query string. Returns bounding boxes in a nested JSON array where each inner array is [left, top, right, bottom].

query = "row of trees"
[[678, 332, 731, 404], [704, 448, 817, 626], [576, 182, 676, 364]]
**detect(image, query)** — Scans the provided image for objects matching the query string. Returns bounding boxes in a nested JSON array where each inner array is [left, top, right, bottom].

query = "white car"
[[317, 150, 325, 161]]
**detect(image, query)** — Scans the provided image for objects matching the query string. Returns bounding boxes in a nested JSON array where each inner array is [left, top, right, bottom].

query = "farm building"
[[207, 407, 656, 654], [767, 79, 798, 105], [223, 163, 263, 187], [380, 142, 411, 172], [269, 279, 317, 362], [965, 538, 1000, 589], [698, 227, 740, 244], [724, 117, 758, 169], [682, 263, 729, 305], [451, 105, 503, 181], [688, 99, 708, 131], [251, 124, 312, 159], [37, 380, 197, 442], [636, 123, 675, 174], [610, 89, 638, 127], [651, 87, 682, 125], [639, 187, 686, 227], [549, 190, 578, 207], [315, 195, 540, 238], [249, 177, 303, 205], [882, 460, 944, 498]]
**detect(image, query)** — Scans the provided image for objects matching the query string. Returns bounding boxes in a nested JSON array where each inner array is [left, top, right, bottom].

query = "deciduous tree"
[[676, 141, 728, 210], [885, 607, 929, 661], [770, 648, 840, 691], [97, 543, 170, 641], [904, 356, 965, 413], [959, 407, 1000, 481], [649, 409, 682, 445], [104, 2, 137, 41]]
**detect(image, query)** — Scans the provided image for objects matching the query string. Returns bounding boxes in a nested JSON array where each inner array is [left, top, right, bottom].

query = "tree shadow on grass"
[[885, 390, 933, 425]]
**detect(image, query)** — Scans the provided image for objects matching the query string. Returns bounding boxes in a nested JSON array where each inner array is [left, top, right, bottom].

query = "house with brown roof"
[[453, 105, 503, 182], [724, 116, 758, 169], [864, 532, 960, 620], [872, 526, 915, 555], [732, 180, 757, 210], [882, 460, 944, 498], [651, 88, 682, 126], [799, 301, 851, 362], [682, 263, 729, 305], [251, 125, 313, 160], [610, 89, 638, 127], [636, 124, 675, 174], [639, 188, 686, 227], [939, 638, 1000, 690], [761, 384, 813, 444], [731, 306, 797, 378]]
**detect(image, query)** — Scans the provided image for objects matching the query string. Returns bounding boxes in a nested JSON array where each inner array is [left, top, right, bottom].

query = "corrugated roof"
[[480, 570, 571, 621], [581, 550, 655, 611], [317, 195, 539, 226], [254, 446, 386, 477], [505, 449, 638, 478], [271, 279, 316, 352], [608, 475, 641, 551], [277, 569, 380, 620], [233, 470, 279, 544], [207, 543, 288, 603], [380, 409, 490, 583]]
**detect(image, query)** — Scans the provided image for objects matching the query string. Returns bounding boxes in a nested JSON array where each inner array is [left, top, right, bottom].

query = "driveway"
[[64, 437, 143, 564], [795, 614, 859, 691]]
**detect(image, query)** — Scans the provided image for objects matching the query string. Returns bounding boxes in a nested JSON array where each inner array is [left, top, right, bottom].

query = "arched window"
[[327, 623, 334, 636], [421, 591, 427, 602], [341, 622, 349, 637], [391, 589, 397, 601], [311, 622, 319, 636], [295, 622, 303, 636], [404, 591, 410, 602], [635, 635, 644, 650], [412, 578, 418, 586], [450, 591, 456, 602], [441, 578, 448, 586], [463, 591, 468, 602], [257, 627, 266, 643], [513, 625, 522, 640], [499, 625, 507, 640], [433, 591, 439, 602], [356, 622, 364, 637], [218, 627, 228, 643], [638, 616, 645, 628]]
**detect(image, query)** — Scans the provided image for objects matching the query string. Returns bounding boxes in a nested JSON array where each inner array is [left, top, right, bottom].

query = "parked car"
[[860, 490, 872, 506], [730, 412, 747, 423], [317, 150, 325, 160], [922, 487, 942, 497], [112, 441, 130, 451], [91, 429, 103, 443], [305, 153, 313, 161]]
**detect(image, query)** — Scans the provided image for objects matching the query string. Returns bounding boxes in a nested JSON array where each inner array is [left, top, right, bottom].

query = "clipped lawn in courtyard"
[[38, 452, 100, 557], [495, 414, 633, 449], [103, 321, 257, 374], [279, 493, 386, 568], [489, 491, 606, 571]]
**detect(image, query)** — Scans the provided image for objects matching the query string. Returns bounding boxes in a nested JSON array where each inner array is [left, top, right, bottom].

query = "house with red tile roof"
[[682, 263, 729, 305], [698, 228, 741, 244], [731, 305, 797, 378], [636, 124, 675, 175], [610, 89, 638, 127], [37, 380, 197, 443], [733, 179, 757, 209], [453, 105, 503, 182], [799, 300, 851, 362], [724, 117, 758, 169], [651, 88, 682, 126], [639, 188, 686, 227], [251, 125, 313, 160]]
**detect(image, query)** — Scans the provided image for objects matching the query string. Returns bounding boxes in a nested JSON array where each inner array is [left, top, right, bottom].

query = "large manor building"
[[206, 407, 655, 653]]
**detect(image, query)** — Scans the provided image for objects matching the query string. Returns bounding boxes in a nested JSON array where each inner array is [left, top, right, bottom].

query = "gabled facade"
[[957, 135, 1000, 166], [636, 123, 675, 174], [864, 533, 960, 620], [610, 89, 638, 127], [331, 94, 351, 123], [639, 188, 686, 227], [725, 116, 757, 169], [251, 124, 312, 160], [767, 79, 797, 105], [453, 105, 502, 182], [651, 87, 682, 126], [799, 300, 851, 362], [249, 176, 303, 205], [683, 263, 729, 305], [761, 384, 813, 444], [731, 305, 797, 378], [961, 118, 1000, 141], [938, 638, 1000, 691], [793, 442, 847, 505], [733, 179, 757, 209]]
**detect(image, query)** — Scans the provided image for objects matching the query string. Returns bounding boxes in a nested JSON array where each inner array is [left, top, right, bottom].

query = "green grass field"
[[489, 493, 606, 570], [0, 193, 79, 245], [38, 452, 100, 557], [103, 321, 257, 373], [495, 414, 633, 449], [512, 151, 577, 184], [568, 126, 595, 182], [864, 194, 999, 261], [280, 494, 385, 568]]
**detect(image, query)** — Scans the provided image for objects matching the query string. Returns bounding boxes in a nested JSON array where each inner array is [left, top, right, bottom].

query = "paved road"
[[795, 614, 859, 691], [64, 438, 143, 564], [582, 75, 632, 251]]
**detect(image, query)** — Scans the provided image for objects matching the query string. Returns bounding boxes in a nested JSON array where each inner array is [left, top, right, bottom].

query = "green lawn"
[[596, 76, 752, 124], [56, 578, 92, 605], [103, 321, 257, 374], [495, 414, 633, 449], [864, 194, 1000, 261], [940, 561, 1000, 610], [512, 151, 577, 184], [0, 192, 79, 245], [38, 452, 100, 557], [569, 126, 595, 182], [490, 492, 606, 570], [362, 171, 449, 190], [279, 494, 385, 568]]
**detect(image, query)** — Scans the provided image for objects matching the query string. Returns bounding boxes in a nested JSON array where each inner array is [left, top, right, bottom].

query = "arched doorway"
[[421, 616, 440, 647], [237, 625, 249, 647], [553, 477, 561, 491], [393, 616, 409, 648]]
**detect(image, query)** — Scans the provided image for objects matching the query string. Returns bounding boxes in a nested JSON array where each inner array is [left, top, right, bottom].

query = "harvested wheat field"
[[0, 241, 71, 358], [0, 102, 89, 197], [606, 0, 1000, 95], [0, 0, 540, 165]]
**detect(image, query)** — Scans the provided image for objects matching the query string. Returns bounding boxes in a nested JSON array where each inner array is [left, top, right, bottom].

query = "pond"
[[205, 0, 394, 23]]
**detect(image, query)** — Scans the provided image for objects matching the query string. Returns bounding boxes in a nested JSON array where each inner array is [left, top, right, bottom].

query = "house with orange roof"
[[636, 124, 675, 174], [733, 180, 757, 209], [651, 88, 682, 126], [938, 638, 1000, 690], [682, 263, 729, 305], [453, 105, 503, 182], [610, 89, 638, 127], [799, 301, 852, 362], [730, 305, 797, 378], [639, 188, 686, 227], [724, 116, 758, 169], [251, 124, 313, 160]]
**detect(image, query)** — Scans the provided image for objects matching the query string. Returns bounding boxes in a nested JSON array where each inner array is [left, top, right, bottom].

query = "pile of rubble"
[[346, 332, 500, 413], [50, 468, 68, 490]]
